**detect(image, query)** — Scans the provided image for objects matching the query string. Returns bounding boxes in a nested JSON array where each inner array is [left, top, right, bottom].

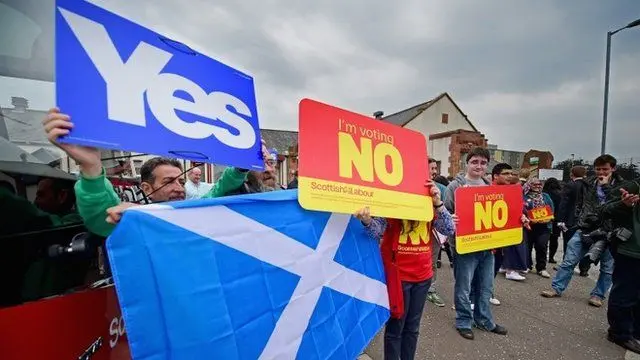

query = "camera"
[[580, 227, 632, 268], [611, 227, 632, 243]]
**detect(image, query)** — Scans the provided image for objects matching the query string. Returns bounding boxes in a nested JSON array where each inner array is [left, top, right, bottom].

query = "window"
[[0, 177, 107, 308], [133, 159, 143, 176], [441, 113, 449, 124]]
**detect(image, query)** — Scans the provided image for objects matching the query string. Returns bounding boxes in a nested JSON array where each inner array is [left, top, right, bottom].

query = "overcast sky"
[[2, 0, 639, 163]]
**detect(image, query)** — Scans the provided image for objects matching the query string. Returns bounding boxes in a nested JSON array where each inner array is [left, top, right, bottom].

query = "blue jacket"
[[524, 192, 555, 230]]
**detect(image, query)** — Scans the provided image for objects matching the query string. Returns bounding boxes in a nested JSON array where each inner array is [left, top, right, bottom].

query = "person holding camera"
[[599, 179, 640, 354], [540, 155, 621, 307]]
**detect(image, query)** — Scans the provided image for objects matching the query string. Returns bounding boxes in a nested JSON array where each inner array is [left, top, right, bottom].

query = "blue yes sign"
[[55, 0, 263, 170]]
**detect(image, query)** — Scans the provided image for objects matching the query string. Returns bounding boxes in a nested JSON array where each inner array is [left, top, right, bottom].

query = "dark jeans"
[[607, 253, 640, 342], [526, 224, 551, 272], [438, 241, 454, 264], [549, 224, 560, 262], [428, 240, 440, 294], [384, 279, 432, 360]]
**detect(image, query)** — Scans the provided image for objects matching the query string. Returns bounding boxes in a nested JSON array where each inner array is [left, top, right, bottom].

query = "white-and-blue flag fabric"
[[107, 190, 390, 359]]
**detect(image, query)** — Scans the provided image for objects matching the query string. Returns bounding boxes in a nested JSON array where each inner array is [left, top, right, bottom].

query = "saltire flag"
[[107, 190, 390, 359]]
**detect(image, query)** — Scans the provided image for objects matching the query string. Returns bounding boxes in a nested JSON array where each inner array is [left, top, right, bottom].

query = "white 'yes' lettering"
[[58, 8, 256, 149]]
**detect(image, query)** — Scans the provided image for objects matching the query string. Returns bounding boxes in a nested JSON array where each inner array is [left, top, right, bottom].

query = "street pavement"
[[362, 252, 638, 360]]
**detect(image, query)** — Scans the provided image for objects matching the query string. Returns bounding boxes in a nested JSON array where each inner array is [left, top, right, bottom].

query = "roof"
[[30, 147, 62, 165], [260, 129, 298, 154], [382, 92, 478, 131], [0, 137, 76, 180], [0, 107, 49, 145]]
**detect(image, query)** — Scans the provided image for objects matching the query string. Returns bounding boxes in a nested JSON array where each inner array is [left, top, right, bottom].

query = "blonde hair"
[[518, 168, 531, 180]]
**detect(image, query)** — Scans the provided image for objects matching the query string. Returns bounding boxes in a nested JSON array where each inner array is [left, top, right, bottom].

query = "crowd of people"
[[355, 148, 640, 359], [41, 107, 640, 359]]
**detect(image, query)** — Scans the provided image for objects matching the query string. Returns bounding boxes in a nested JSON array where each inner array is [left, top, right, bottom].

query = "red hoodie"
[[380, 218, 433, 283]]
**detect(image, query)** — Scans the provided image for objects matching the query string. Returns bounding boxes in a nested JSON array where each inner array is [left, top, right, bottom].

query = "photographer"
[[599, 179, 640, 354], [541, 155, 621, 307]]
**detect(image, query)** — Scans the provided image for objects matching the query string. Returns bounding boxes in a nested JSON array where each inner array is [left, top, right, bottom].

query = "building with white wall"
[[383, 92, 488, 177]]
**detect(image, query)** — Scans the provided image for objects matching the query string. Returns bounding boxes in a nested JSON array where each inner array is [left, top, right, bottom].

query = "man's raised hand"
[[43, 107, 102, 177]]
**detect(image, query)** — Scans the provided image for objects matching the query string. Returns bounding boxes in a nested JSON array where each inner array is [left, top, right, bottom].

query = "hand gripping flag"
[[107, 190, 390, 359]]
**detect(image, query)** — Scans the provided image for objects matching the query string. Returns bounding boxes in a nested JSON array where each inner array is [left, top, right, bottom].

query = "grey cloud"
[[3, 0, 639, 163]]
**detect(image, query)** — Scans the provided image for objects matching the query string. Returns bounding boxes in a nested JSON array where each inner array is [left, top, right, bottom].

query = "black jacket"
[[557, 178, 589, 227], [576, 173, 624, 232]]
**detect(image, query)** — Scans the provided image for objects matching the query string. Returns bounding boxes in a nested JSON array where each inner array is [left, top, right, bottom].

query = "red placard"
[[527, 205, 554, 222], [454, 184, 524, 254], [298, 98, 432, 221]]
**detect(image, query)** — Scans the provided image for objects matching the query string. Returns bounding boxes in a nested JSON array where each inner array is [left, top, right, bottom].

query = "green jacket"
[[75, 167, 248, 237], [599, 179, 640, 259]]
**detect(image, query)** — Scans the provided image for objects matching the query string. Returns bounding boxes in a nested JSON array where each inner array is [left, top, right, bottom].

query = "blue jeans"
[[454, 250, 495, 330], [384, 279, 432, 360], [551, 231, 614, 299]]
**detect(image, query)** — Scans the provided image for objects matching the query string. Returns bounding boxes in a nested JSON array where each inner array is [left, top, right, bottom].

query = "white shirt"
[[185, 180, 213, 200]]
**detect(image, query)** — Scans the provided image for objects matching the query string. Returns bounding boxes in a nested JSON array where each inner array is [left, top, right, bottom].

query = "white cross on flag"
[[107, 191, 390, 359]]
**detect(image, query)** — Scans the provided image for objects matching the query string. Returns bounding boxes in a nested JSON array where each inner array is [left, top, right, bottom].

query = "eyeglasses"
[[469, 159, 488, 166]]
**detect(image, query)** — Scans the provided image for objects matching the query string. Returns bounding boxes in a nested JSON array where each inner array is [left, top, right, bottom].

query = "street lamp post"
[[600, 18, 640, 155]]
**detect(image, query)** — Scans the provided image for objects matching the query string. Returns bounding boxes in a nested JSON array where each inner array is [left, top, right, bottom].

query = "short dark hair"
[[434, 175, 449, 186], [39, 178, 76, 212], [428, 157, 438, 164], [491, 163, 513, 177], [543, 177, 561, 193], [594, 154, 617, 168], [571, 165, 587, 178], [466, 147, 490, 163], [140, 157, 183, 184]]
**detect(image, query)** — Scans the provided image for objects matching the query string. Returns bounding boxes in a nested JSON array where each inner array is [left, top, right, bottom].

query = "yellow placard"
[[456, 227, 523, 254], [298, 177, 434, 222]]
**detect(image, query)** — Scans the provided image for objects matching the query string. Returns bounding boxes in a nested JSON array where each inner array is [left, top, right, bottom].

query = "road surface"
[[361, 254, 638, 360]]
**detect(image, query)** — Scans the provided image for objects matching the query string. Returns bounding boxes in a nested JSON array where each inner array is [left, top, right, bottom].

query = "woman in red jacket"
[[355, 181, 455, 360]]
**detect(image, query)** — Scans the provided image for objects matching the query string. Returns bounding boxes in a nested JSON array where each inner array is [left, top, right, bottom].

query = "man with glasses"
[[42, 108, 249, 237], [444, 147, 508, 340]]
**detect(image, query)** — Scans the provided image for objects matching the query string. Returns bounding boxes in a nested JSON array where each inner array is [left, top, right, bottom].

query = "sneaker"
[[588, 296, 603, 307], [457, 328, 474, 340], [506, 271, 526, 281], [608, 334, 640, 354], [436, 260, 442, 268], [475, 323, 508, 336], [498, 268, 507, 274], [490, 297, 501, 306], [427, 292, 445, 307], [539, 270, 551, 278], [491, 324, 508, 335], [540, 289, 561, 298]]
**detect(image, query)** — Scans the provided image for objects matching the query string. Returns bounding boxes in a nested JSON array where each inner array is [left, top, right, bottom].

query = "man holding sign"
[[444, 147, 509, 340], [43, 108, 250, 237]]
